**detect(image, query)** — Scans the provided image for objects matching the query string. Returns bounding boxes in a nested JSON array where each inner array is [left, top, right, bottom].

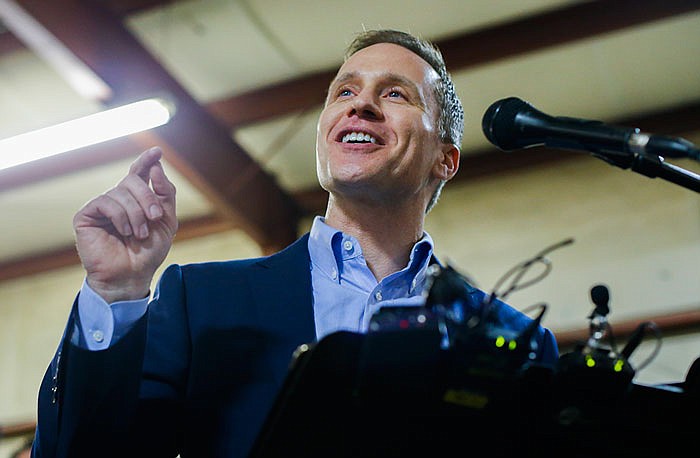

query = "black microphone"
[[482, 97, 700, 161], [589, 284, 610, 318]]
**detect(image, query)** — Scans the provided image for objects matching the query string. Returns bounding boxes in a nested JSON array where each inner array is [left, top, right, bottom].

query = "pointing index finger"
[[129, 147, 163, 182]]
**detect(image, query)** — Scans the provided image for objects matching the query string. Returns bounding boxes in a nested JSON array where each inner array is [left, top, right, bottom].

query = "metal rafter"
[[12, 0, 301, 252]]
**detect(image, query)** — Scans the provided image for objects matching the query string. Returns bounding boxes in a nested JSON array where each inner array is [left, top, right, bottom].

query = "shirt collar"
[[309, 216, 343, 280], [308, 215, 435, 283]]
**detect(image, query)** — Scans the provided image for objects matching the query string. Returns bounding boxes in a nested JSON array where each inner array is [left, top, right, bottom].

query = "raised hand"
[[73, 147, 178, 303]]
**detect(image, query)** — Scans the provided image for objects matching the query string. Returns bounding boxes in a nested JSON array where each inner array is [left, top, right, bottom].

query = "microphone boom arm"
[[482, 97, 700, 193], [593, 148, 700, 193]]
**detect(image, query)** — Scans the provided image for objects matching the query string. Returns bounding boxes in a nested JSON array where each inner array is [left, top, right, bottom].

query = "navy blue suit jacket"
[[34, 234, 558, 457]]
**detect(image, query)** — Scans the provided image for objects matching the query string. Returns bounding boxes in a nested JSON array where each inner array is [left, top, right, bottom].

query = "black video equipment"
[[251, 245, 699, 458]]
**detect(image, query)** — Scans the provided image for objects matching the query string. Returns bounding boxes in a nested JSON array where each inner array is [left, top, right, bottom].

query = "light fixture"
[[0, 97, 175, 171], [0, 0, 112, 101]]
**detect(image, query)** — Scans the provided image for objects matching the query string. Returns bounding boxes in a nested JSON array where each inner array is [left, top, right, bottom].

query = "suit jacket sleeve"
[[33, 294, 149, 458]]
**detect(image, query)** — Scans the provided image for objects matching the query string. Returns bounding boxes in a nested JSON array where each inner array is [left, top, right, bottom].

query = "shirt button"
[[92, 330, 104, 343], [375, 291, 383, 301], [331, 268, 338, 280], [411, 278, 417, 291], [343, 240, 353, 251]]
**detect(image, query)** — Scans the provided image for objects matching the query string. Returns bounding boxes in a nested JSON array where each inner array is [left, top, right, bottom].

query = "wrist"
[[86, 277, 151, 304]]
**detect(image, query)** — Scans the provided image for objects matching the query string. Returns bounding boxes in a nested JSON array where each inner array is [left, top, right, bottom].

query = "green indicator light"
[[495, 336, 505, 347], [614, 360, 624, 372], [508, 340, 517, 350], [585, 355, 596, 367]]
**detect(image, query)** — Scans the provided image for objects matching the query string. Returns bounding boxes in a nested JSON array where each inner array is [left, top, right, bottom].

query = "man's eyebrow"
[[329, 71, 423, 95], [382, 73, 421, 93], [329, 71, 359, 90]]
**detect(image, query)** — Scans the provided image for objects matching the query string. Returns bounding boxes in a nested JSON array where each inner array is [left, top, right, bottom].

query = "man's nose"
[[348, 92, 383, 120]]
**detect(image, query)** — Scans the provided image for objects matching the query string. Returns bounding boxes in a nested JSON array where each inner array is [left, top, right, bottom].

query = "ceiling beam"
[[6, 0, 689, 129], [1, 0, 699, 278], [13, 0, 300, 251], [208, 0, 700, 128], [0, 214, 235, 283], [2, 0, 698, 187], [295, 99, 700, 216], [0, 0, 171, 56], [207, 70, 335, 128], [102, 0, 173, 16], [0, 28, 23, 54], [2, 98, 697, 282], [437, 0, 700, 69]]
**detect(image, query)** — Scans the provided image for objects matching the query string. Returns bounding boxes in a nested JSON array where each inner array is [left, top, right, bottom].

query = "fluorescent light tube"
[[0, 0, 112, 101], [0, 97, 175, 171]]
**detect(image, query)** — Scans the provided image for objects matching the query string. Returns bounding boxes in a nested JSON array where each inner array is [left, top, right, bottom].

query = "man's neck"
[[324, 196, 426, 282]]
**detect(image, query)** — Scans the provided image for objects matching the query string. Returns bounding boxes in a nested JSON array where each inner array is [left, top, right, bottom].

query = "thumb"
[[149, 160, 176, 201], [129, 147, 163, 183]]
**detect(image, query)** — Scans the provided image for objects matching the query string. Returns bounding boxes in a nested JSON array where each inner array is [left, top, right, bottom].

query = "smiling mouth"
[[340, 131, 378, 144]]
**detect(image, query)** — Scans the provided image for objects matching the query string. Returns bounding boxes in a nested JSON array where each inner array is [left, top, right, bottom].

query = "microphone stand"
[[592, 149, 700, 193]]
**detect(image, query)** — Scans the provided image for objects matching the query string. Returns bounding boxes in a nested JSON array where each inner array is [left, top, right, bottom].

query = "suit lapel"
[[246, 234, 316, 345]]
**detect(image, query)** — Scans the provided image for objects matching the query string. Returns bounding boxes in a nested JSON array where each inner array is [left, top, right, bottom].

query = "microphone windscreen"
[[481, 97, 531, 150], [590, 284, 610, 307]]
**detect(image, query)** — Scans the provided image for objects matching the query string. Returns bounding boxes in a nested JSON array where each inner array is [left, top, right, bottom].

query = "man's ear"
[[433, 143, 460, 181]]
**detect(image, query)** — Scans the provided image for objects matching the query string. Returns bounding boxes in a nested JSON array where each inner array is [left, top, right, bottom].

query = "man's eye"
[[387, 90, 404, 99], [338, 89, 353, 97]]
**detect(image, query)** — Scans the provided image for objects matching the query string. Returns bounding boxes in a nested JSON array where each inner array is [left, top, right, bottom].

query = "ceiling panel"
[[233, 107, 322, 191], [0, 50, 98, 139], [246, 0, 580, 70], [126, 0, 302, 101], [124, 0, 580, 102]]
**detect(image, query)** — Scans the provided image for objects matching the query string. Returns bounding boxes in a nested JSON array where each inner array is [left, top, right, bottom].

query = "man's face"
[[316, 42, 452, 207]]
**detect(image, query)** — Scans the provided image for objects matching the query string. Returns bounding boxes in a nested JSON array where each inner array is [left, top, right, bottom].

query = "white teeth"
[[341, 131, 377, 144]]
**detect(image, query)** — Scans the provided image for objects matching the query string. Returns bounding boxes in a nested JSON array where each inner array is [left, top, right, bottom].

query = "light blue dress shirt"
[[76, 216, 434, 350], [309, 216, 433, 339]]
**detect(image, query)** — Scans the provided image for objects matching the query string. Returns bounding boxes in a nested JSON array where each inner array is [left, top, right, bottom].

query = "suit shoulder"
[[162, 233, 311, 276]]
